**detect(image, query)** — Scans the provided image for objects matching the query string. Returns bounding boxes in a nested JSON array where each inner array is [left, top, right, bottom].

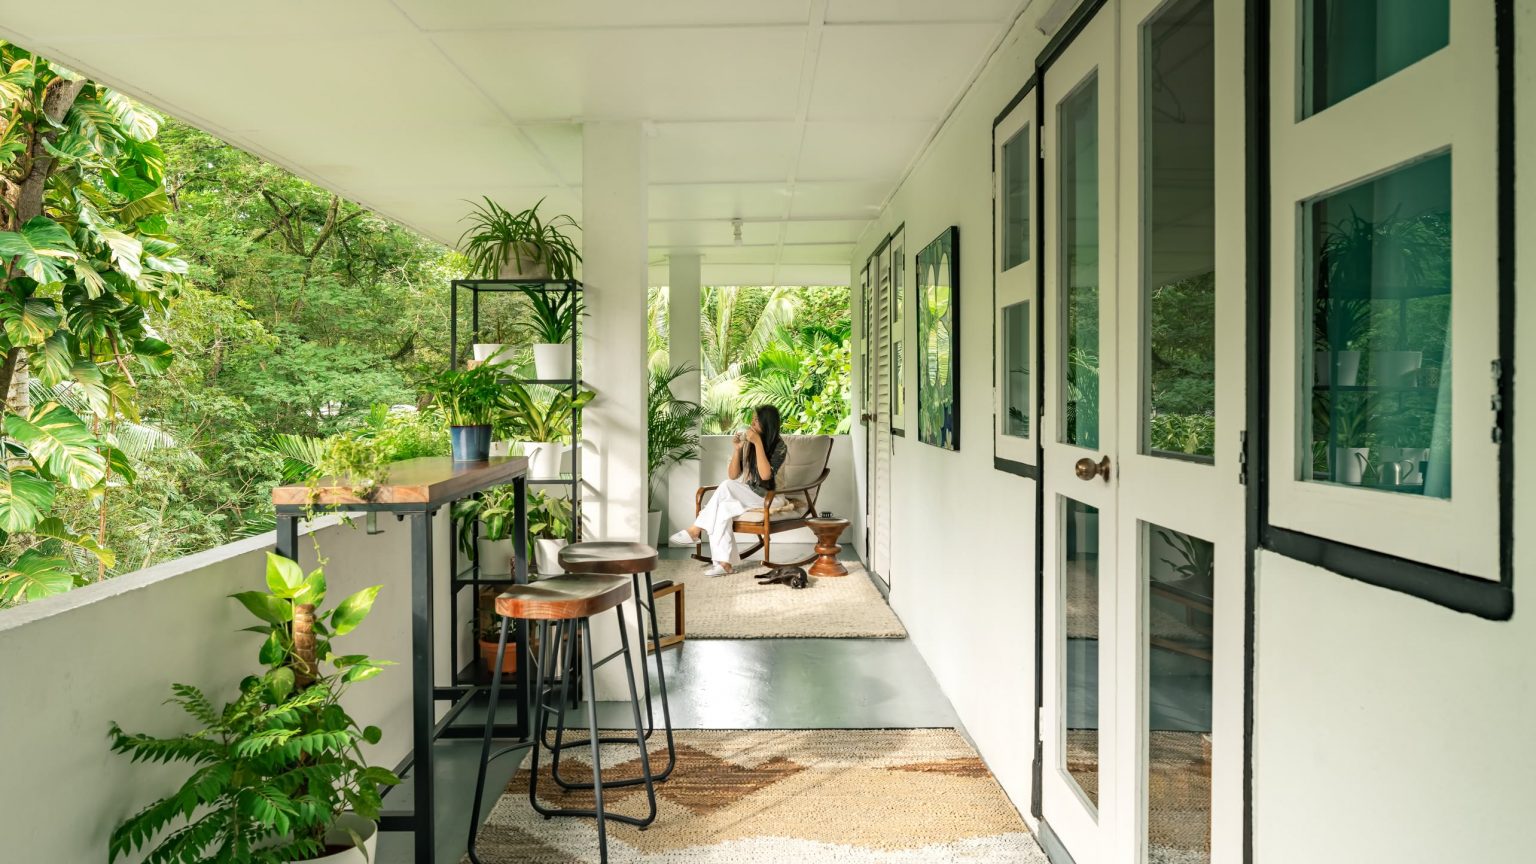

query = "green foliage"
[[647, 364, 704, 508], [498, 379, 595, 443], [0, 43, 191, 605], [741, 327, 852, 436], [108, 553, 399, 862], [457, 197, 581, 280], [526, 489, 573, 542], [425, 362, 505, 427], [451, 483, 519, 559], [519, 286, 581, 345], [1146, 271, 1215, 457]]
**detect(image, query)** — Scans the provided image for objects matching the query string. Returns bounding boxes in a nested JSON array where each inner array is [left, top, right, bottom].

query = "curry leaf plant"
[[108, 553, 399, 863], [0, 43, 187, 606]]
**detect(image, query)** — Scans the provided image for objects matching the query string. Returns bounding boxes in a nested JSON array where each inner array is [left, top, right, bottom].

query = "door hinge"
[[1491, 359, 1506, 444], [1238, 430, 1249, 486], [1037, 125, 1046, 160]]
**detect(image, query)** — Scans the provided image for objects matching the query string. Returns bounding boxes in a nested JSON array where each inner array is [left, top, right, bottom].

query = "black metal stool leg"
[[614, 604, 659, 827], [640, 571, 677, 781], [579, 618, 610, 863], [528, 619, 564, 819], [467, 616, 537, 864]]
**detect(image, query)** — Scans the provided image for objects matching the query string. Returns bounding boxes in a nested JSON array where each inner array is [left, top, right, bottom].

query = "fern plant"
[[108, 553, 399, 862]]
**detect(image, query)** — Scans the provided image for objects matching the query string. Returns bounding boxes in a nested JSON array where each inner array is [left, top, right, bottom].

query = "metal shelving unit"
[[449, 278, 584, 687]]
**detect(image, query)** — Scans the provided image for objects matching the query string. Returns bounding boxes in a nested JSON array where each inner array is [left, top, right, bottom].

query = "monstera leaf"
[[0, 293, 61, 346], [0, 464, 54, 532], [0, 550, 76, 604], [0, 217, 77, 284], [4, 401, 107, 489]]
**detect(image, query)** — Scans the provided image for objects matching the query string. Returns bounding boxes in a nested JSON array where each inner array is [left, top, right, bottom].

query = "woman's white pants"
[[693, 477, 763, 565]]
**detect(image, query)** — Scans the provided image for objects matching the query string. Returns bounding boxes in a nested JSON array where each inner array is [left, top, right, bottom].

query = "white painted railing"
[[0, 513, 449, 863]]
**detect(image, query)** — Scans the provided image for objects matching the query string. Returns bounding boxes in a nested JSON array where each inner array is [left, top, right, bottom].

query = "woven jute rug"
[[649, 558, 906, 639], [465, 728, 1046, 863]]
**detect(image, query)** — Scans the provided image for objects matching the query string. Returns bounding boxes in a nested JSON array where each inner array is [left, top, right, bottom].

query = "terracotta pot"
[[480, 638, 518, 675]]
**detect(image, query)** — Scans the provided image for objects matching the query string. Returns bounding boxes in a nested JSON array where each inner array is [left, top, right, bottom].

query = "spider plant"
[[458, 197, 582, 280], [647, 364, 705, 510], [519, 286, 583, 344]]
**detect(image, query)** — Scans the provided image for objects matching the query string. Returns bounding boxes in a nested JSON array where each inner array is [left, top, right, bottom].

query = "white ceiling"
[[0, 0, 1029, 285]]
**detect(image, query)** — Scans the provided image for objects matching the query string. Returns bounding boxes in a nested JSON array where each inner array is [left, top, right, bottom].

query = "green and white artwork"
[[916, 227, 960, 450]]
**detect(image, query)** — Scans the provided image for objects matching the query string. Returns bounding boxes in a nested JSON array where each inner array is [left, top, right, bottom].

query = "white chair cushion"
[[775, 435, 833, 490]]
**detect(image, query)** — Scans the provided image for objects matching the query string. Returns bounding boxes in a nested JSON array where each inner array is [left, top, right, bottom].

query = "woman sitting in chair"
[[669, 404, 788, 576]]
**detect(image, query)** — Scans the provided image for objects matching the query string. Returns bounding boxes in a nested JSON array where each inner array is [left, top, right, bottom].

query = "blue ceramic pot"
[[450, 425, 492, 462]]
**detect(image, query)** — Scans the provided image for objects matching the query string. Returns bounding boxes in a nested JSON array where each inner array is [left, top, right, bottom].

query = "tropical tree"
[[0, 43, 186, 604]]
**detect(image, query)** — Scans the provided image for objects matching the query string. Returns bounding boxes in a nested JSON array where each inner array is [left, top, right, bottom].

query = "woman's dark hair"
[[745, 404, 784, 486]]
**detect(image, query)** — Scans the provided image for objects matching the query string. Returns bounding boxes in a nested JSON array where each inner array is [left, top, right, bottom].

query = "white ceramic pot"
[[489, 440, 514, 459], [1334, 447, 1371, 484], [1334, 350, 1362, 386], [535, 538, 568, 576], [310, 814, 378, 863], [533, 343, 572, 380], [479, 537, 515, 579], [647, 510, 663, 548], [497, 242, 549, 280], [523, 441, 562, 479], [472, 343, 517, 365], [1373, 350, 1423, 386]]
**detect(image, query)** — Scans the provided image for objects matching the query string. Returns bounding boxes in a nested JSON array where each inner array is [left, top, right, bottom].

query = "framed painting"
[[916, 226, 960, 450]]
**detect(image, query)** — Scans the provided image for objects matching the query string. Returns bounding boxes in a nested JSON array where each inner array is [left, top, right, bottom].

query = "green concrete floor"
[[378, 544, 961, 863]]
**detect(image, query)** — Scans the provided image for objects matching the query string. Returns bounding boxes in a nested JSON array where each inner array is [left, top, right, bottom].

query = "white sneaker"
[[703, 563, 732, 577], [668, 529, 696, 546]]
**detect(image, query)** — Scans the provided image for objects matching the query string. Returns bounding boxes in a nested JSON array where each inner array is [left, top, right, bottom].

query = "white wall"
[[849, 13, 1048, 819], [0, 516, 435, 863], [1251, 3, 1536, 859], [664, 434, 859, 547]]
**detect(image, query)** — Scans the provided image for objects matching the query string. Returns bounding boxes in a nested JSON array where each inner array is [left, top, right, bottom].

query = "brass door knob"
[[1074, 455, 1111, 483]]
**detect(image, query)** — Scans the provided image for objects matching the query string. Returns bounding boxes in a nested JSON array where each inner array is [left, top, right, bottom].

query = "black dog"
[[756, 565, 809, 589]]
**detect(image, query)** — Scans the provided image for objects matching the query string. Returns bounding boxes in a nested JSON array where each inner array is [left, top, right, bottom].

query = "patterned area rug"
[[650, 558, 906, 639], [466, 729, 1045, 863]]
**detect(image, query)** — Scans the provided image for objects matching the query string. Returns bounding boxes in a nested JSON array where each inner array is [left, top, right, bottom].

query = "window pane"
[[1060, 76, 1100, 450], [1003, 125, 1031, 270], [1004, 301, 1031, 438], [1144, 0, 1216, 460], [1064, 497, 1100, 810], [1146, 523, 1214, 864], [1302, 0, 1449, 117], [1304, 154, 1451, 497]]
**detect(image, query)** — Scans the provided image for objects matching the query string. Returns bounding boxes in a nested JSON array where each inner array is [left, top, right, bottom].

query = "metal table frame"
[[273, 459, 530, 863]]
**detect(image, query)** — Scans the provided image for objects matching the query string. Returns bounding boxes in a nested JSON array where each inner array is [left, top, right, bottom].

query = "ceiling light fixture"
[[732, 218, 744, 246]]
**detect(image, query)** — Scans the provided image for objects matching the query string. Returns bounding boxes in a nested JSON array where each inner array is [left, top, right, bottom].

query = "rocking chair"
[[692, 435, 835, 568]]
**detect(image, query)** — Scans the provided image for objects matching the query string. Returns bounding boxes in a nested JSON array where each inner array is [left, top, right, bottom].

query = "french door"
[[865, 241, 894, 585], [1036, 0, 1244, 862]]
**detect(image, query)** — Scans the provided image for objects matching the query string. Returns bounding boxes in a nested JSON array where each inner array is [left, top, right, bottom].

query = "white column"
[[665, 253, 702, 541], [580, 121, 649, 700]]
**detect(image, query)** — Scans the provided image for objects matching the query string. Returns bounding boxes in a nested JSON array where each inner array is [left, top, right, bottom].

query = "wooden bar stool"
[[554, 541, 677, 784], [467, 575, 657, 864]]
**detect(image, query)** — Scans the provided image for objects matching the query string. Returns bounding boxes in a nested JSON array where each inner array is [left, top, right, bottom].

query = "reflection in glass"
[[1144, 0, 1215, 460], [1059, 76, 1100, 450], [1302, 0, 1449, 117], [1145, 523, 1214, 864], [1003, 125, 1031, 270], [1305, 154, 1451, 497], [1063, 497, 1099, 810], [1004, 301, 1031, 438]]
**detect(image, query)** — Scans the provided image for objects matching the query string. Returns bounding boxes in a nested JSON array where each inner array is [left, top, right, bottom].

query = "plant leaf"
[[0, 550, 76, 604], [264, 552, 303, 598], [0, 464, 53, 532], [0, 294, 61, 346], [329, 585, 381, 636], [4, 400, 107, 489], [0, 217, 77, 284], [231, 590, 289, 626]]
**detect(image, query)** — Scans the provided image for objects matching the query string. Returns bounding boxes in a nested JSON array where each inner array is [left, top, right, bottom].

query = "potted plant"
[[426, 362, 506, 462], [475, 587, 518, 677], [452, 484, 520, 578], [458, 196, 581, 281], [646, 364, 704, 547], [109, 554, 399, 863], [500, 379, 595, 480], [521, 287, 582, 380], [528, 489, 574, 575]]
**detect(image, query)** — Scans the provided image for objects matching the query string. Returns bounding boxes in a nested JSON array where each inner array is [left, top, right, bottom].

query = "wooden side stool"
[[649, 579, 685, 653]]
